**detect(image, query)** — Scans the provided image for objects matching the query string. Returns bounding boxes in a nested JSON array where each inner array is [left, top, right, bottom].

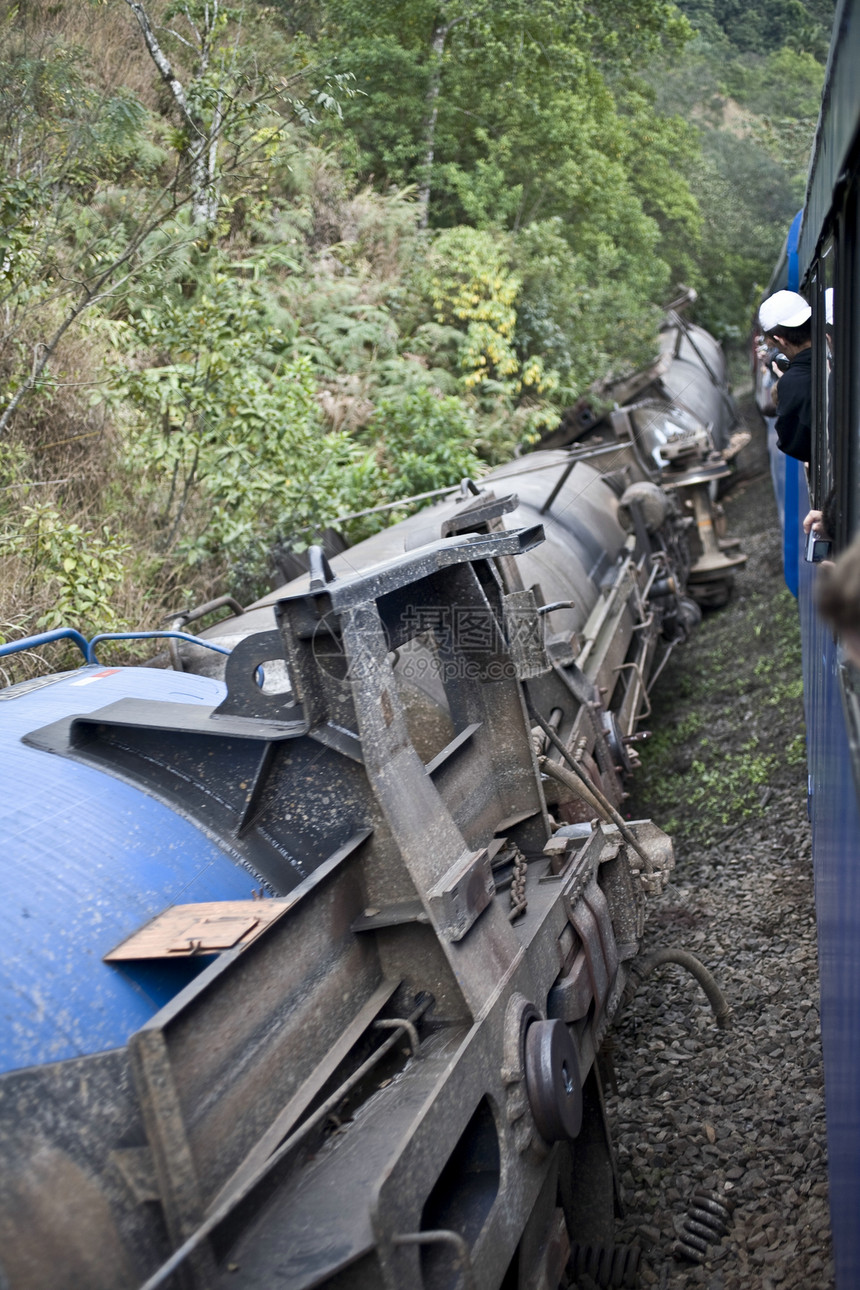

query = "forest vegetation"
[[0, 0, 834, 670]]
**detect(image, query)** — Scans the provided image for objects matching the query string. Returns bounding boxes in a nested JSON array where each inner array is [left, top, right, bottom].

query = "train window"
[[846, 184, 860, 544], [840, 660, 860, 802], [811, 240, 836, 517]]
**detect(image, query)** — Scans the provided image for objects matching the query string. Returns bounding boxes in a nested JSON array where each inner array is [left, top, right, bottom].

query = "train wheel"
[[556, 1068, 619, 1250]]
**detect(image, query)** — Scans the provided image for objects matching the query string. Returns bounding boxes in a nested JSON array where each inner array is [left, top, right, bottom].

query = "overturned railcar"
[[1, 387, 738, 1287], [537, 302, 747, 609]]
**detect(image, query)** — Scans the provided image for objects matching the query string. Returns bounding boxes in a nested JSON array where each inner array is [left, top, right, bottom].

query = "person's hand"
[[803, 509, 823, 535]]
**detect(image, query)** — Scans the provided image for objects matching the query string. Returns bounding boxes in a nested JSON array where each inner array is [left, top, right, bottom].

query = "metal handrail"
[[86, 631, 231, 664], [0, 628, 232, 668], [0, 628, 89, 662]]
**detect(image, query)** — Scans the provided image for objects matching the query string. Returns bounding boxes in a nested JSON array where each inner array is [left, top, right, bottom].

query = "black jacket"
[[775, 347, 812, 462]]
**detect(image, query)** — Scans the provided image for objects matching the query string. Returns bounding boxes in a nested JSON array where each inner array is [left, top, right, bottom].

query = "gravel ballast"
[[601, 424, 834, 1290]]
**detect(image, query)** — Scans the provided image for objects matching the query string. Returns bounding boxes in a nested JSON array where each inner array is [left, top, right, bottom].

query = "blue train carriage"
[[758, 1, 860, 1284]]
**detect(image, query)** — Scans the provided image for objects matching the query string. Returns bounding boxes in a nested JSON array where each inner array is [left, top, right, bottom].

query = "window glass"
[[848, 192, 860, 544], [815, 241, 836, 521]]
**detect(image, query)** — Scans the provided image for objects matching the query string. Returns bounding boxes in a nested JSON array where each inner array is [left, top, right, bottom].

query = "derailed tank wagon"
[[0, 332, 740, 1289]]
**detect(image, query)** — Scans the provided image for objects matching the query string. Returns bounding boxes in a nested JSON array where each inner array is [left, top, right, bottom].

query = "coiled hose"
[[625, 947, 732, 1030]]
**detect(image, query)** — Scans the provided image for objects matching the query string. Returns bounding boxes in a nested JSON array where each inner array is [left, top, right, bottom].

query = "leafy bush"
[[512, 219, 663, 400], [108, 264, 356, 584], [414, 227, 522, 394], [2, 503, 130, 635], [367, 387, 484, 494]]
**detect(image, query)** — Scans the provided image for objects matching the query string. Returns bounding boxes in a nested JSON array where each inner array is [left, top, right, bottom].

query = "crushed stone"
[[601, 412, 834, 1290]]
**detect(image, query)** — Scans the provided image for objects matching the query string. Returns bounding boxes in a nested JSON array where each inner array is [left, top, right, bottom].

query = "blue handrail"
[[0, 629, 231, 666], [86, 632, 232, 664], [0, 628, 90, 662]]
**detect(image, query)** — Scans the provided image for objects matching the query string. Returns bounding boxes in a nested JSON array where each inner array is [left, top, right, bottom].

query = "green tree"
[[686, 129, 802, 338], [511, 219, 663, 400], [646, 9, 828, 337], [724, 45, 825, 122], [123, 0, 354, 224], [0, 0, 350, 439], [315, 0, 693, 235], [305, 0, 700, 398], [107, 263, 359, 575], [677, 0, 835, 58]]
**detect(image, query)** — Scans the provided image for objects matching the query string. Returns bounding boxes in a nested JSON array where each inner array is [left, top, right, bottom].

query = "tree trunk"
[[417, 18, 449, 229], [123, 0, 220, 225]]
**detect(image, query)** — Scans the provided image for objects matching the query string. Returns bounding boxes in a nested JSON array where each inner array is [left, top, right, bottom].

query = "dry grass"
[[0, 324, 222, 689], [339, 185, 420, 282], [16, 0, 167, 109]]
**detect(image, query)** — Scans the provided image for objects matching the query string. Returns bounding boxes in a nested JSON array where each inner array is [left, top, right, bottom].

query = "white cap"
[[759, 290, 811, 332]]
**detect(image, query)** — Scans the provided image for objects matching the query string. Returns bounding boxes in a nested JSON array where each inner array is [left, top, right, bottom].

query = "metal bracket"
[[278, 525, 546, 619], [427, 847, 494, 941], [503, 589, 551, 679], [213, 630, 299, 723], [440, 491, 519, 536]]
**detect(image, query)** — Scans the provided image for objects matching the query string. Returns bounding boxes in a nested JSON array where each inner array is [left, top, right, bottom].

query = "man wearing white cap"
[[758, 289, 813, 462]]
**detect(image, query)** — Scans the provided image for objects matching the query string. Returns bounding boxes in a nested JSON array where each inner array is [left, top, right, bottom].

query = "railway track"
[[605, 446, 832, 1290]]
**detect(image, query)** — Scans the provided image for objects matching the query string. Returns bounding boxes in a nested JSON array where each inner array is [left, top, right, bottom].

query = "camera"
[[774, 351, 791, 372], [805, 529, 832, 563]]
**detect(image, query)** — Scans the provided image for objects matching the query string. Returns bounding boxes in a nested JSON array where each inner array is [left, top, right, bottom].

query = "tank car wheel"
[[524, 1019, 583, 1143]]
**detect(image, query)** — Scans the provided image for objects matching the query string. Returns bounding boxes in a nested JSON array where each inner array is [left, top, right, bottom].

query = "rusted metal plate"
[[494, 807, 542, 835], [167, 915, 259, 953], [427, 847, 494, 941], [104, 901, 292, 961], [503, 589, 551, 679], [205, 978, 401, 1215]]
